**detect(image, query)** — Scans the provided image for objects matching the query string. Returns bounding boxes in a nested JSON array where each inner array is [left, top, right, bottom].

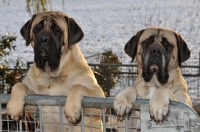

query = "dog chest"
[[137, 86, 157, 99], [24, 75, 72, 95]]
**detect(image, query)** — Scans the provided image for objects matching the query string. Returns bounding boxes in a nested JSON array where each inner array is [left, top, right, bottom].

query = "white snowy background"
[[1, 0, 200, 65], [1, 0, 200, 99]]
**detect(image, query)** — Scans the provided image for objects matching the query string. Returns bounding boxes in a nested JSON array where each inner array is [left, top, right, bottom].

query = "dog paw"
[[64, 101, 82, 125], [6, 99, 25, 121], [149, 91, 170, 124], [114, 93, 135, 121]]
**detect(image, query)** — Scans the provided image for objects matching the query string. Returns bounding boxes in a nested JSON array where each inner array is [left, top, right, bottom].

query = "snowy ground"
[[1, 0, 200, 65]]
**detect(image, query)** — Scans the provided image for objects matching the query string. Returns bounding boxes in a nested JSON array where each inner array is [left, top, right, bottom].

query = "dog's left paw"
[[114, 93, 134, 121], [149, 96, 169, 124], [149, 88, 176, 124], [64, 99, 82, 125]]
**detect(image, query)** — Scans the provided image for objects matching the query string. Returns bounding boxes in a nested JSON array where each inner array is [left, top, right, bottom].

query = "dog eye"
[[161, 37, 174, 52], [55, 27, 61, 33], [141, 35, 155, 48], [53, 27, 62, 35], [35, 24, 43, 31], [165, 43, 174, 52]]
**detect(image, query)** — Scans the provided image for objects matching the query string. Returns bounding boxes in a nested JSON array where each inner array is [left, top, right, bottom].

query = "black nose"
[[38, 35, 50, 43], [150, 48, 162, 55]]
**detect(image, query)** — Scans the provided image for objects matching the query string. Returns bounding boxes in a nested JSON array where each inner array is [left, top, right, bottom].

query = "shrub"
[[0, 34, 26, 94], [94, 51, 121, 96]]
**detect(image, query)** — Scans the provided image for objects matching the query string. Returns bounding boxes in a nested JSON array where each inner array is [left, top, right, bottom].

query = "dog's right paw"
[[6, 99, 25, 121], [114, 93, 135, 121], [64, 99, 82, 125]]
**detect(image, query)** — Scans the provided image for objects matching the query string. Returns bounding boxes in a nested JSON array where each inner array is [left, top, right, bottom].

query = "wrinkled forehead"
[[31, 12, 68, 29], [139, 28, 177, 45]]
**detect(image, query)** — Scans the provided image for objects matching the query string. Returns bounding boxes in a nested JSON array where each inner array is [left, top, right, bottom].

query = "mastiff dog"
[[114, 28, 192, 125], [6, 11, 105, 132]]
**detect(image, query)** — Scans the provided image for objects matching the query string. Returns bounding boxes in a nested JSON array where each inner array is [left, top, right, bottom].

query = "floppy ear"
[[20, 14, 36, 46], [124, 30, 144, 62], [174, 33, 190, 67], [66, 17, 84, 48]]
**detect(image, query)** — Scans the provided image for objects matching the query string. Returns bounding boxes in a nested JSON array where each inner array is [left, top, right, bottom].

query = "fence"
[[1, 63, 200, 100], [0, 68, 27, 94], [0, 62, 200, 131], [88, 64, 200, 100], [1, 94, 200, 132]]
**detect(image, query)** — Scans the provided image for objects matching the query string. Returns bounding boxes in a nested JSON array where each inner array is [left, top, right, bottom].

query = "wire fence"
[[0, 62, 200, 100], [0, 95, 200, 132]]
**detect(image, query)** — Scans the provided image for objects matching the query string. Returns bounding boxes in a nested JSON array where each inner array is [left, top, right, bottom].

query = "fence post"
[[199, 51, 200, 74], [107, 72, 111, 97]]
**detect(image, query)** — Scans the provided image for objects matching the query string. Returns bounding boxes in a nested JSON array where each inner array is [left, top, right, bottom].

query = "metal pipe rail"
[[0, 94, 197, 110], [0, 94, 200, 132]]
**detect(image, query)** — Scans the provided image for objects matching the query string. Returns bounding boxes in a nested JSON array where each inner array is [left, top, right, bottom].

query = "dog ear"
[[174, 33, 190, 67], [124, 30, 144, 62], [66, 17, 84, 48], [20, 14, 36, 46]]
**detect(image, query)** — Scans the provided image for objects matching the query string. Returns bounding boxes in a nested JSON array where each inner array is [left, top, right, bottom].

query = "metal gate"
[[0, 94, 200, 132]]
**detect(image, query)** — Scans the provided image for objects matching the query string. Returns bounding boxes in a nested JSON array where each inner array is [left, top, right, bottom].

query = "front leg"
[[114, 86, 137, 121], [64, 85, 102, 125], [149, 88, 177, 124], [6, 82, 27, 121]]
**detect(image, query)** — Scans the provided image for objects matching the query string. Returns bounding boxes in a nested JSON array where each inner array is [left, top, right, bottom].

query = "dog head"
[[20, 11, 84, 71], [125, 28, 190, 84]]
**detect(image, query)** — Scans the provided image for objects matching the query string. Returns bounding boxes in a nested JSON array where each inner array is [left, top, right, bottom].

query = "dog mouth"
[[34, 46, 61, 71], [149, 60, 159, 73], [40, 48, 48, 57], [35, 48, 49, 69]]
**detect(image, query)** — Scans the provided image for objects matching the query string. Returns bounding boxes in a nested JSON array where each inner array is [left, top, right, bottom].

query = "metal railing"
[[1, 94, 200, 132], [1, 63, 200, 98]]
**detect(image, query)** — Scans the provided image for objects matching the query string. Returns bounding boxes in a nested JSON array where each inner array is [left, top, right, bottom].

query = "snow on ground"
[[1, 0, 200, 65]]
